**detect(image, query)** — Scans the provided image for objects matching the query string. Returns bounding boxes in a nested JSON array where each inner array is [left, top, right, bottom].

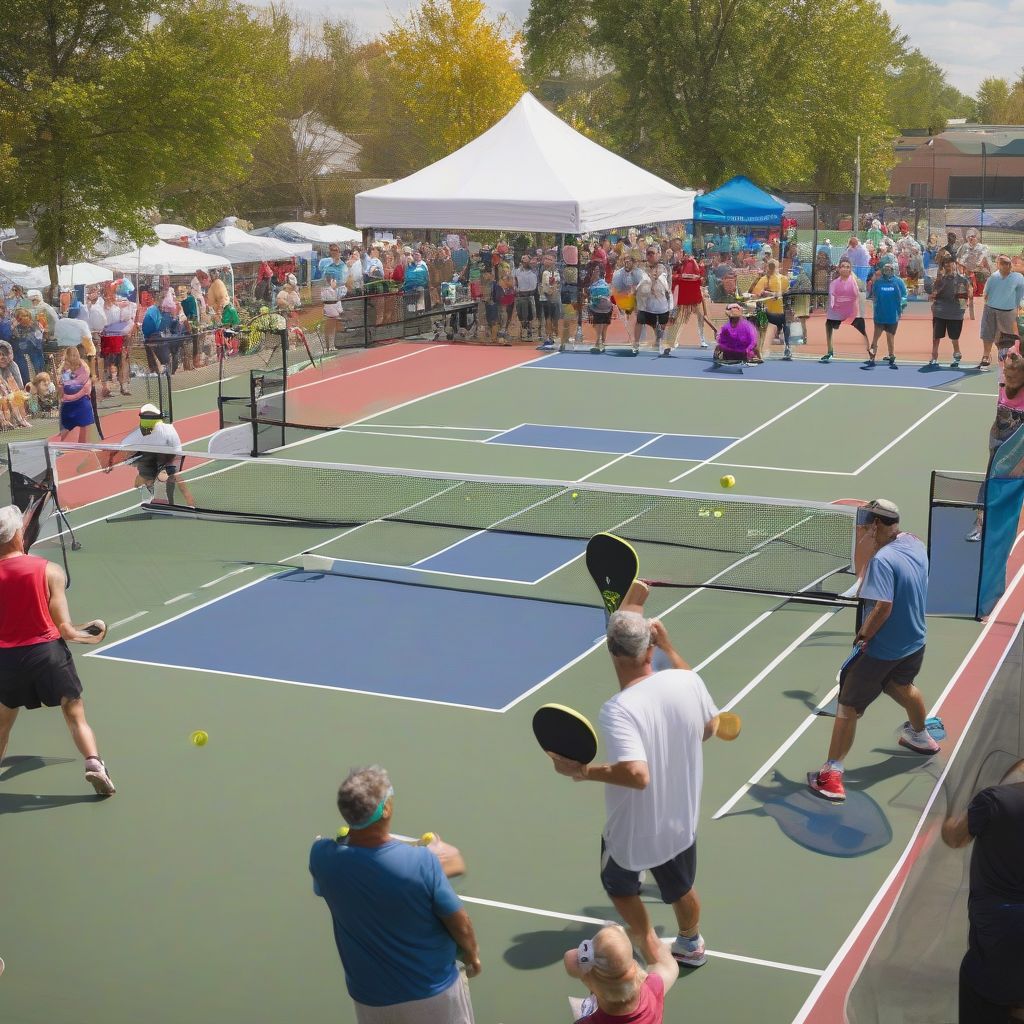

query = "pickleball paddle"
[[532, 703, 599, 763], [715, 711, 742, 741], [586, 533, 639, 617]]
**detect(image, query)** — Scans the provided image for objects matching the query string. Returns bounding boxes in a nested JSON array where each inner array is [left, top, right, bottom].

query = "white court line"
[[200, 567, 254, 589], [109, 611, 148, 629], [455, 895, 822, 976], [713, 684, 841, 820], [576, 432, 667, 483], [850, 392, 957, 474], [670, 384, 829, 482], [302, 555, 549, 589], [163, 593, 195, 606], [345, 423, 507, 432]]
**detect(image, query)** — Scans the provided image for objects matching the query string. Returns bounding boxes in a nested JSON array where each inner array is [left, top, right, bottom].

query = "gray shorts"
[[354, 973, 474, 1024], [980, 305, 1019, 344], [839, 645, 925, 713]]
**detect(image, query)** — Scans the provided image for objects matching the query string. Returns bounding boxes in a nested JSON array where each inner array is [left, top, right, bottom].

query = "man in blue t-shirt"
[[809, 498, 938, 803], [309, 766, 480, 1021], [867, 262, 908, 368]]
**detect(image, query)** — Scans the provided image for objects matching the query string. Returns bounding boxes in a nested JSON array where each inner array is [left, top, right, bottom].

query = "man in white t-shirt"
[[102, 403, 195, 507], [548, 591, 721, 971], [634, 247, 673, 356]]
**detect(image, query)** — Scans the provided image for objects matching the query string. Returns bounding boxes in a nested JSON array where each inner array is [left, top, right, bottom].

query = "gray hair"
[[606, 611, 652, 660], [337, 764, 392, 824], [0, 504, 24, 545]]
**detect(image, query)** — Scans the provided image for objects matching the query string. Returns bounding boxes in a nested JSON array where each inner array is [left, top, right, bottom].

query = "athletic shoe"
[[631, 345, 639, 356], [536, 339, 555, 351], [819, 353, 833, 363], [808, 768, 845, 802], [928, 358, 939, 366], [898, 724, 940, 755], [699, 339, 709, 349], [864, 358, 876, 367], [951, 353, 962, 368], [85, 758, 116, 796], [978, 360, 992, 372], [966, 524, 982, 542], [671, 934, 707, 968], [660, 349, 672, 358], [783, 347, 792, 361], [559, 342, 567, 353], [590, 345, 604, 354], [887, 356, 898, 369]]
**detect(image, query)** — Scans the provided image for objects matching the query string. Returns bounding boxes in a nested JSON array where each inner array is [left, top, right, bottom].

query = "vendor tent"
[[0, 259, 113, 289], [355, 93, 695, 233], [693, 176, 785, 225], [192, 225, 311, 264], [154, 223, 197, 242], [268, 222, 361, 246], [97, 242, 231, 276]]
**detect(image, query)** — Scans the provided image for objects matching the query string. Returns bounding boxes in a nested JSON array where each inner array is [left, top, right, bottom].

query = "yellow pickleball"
[[190, 730, 208, 747], [420, 832, 435, 845], [720, 474, 736, 489], [571, 491, 579, 500], [337, 826, 350, 840], [714, 510, 724, 518]]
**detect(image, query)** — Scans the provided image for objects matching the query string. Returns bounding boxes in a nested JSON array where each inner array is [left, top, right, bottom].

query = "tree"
[[526, 0, 905, 193], [976, 77, 1013, 124], [0, 0, 279, 295], [379, 0, 525, 165], [888, 50, 974, 132]]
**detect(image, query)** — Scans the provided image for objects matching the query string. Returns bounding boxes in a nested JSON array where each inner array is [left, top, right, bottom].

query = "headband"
[[348, 786, 393, 830]]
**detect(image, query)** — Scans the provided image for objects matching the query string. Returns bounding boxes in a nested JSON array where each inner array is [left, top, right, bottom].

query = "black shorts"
[[637, 310, 669, 327], [838, 646, 925, 713], [0, 639, 83, 709], [825, 317, 867, 334], [765, 311, 787, 328], [875, 322, 899, 335], [591, 310, 612, 325], [135, 454, 178, 482], [600, 837, 697, 903], [933, 317, 964, 342]]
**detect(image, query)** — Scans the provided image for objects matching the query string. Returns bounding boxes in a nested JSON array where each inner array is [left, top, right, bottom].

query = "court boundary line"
[[525, 360, 996, 396], [308, 553, 574, 589], [792, 530, 1024, 1023]]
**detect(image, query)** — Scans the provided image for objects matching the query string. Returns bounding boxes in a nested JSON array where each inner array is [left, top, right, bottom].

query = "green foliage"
[[975, 73, 1024, 125], [888, 50, 975, 131], [0, 0, 278, 291]]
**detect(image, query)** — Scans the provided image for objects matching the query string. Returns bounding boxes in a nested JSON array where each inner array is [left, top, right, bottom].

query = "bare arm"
[[941, 812, 973, 849], [440, 908, 481, 977], [647, 939, 680, 993], [45, 561, 105, 644], [549, 752, 649, 788], [855, 600, 892, 648]]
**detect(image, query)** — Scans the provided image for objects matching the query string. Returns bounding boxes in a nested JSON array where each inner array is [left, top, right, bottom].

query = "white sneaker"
[[699, 339, 709, 348], [85, 758, 116, 796], [966, 524, 982, 542], [898, 724, 940, 755], [671, 933, 707, 968]]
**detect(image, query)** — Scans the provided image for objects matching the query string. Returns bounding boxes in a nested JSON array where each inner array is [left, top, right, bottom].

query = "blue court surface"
[[927, 505, 983, 615], [531, 348, 972, 388], [413, 530, 585, 582], [93, 570, 606, 711], [487, 423, 736, 460]]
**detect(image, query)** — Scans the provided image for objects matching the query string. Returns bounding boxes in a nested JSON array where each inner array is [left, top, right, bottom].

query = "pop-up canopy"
[[356, 93, 695, 233], [693, 176, 786, 225]]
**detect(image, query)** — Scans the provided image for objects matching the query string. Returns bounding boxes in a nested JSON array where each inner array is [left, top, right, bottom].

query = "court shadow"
[[0, 754, 75, 782], [735, 770, 892, 857], [0, 791, 99, 814]]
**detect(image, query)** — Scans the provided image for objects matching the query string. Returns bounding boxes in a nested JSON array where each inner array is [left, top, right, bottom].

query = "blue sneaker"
[[536, 339, 555, 351]]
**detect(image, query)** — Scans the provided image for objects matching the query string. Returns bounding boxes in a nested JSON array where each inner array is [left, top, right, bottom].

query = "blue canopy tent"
[[693, 176, 785, 224]]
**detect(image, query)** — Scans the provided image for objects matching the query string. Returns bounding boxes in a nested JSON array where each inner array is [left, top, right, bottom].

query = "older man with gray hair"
[[0, 504, 114, 794], [309, 765, 480, 1024], [549, 586, 722, 970]]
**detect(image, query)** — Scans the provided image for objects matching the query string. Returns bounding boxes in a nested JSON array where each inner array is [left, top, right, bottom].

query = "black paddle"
[[585, 533, 640, 618], [532, 704, 598, 763]]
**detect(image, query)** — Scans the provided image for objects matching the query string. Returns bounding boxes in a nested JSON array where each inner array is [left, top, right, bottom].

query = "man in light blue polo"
[[317, 243, 349, 285], [809, 499, 938, 803], [979, 254, 1024, 371], [867, 262, 908, 368]]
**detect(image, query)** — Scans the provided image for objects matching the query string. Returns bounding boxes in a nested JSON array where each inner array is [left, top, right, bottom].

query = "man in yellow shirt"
[[751, 258, 791, 360]]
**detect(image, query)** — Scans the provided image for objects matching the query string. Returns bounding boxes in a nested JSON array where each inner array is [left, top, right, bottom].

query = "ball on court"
[[713, 510, 724, 518], [421, 832, 435, 844], [720, 474, 736, 489], [190, 730, 208, 747]]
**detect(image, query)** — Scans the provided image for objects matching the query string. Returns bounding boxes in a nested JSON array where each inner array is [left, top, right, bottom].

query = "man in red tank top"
[[0, 505, 115, 795]]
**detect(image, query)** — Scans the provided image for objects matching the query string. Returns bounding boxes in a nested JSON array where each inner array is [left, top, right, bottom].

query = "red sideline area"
[[52, 343, 537, 510], [795, 532, 1024, 1023]]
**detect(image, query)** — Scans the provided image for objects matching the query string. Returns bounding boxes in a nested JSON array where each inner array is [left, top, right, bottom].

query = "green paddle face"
[[585, 533, 640, 616]]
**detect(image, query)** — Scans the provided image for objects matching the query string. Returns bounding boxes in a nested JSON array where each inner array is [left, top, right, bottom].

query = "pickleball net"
[[35, 440, 860, 603]]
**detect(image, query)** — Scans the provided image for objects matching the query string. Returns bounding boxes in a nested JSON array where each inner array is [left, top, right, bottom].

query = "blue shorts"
[[600, 837, 697, 903], [60, 396, 95, 431]]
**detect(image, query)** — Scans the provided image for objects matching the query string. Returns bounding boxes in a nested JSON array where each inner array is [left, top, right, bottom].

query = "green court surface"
[[0, 345, 1000, 1023]]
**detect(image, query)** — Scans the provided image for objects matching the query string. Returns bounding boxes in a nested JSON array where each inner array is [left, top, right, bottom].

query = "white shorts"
[[354, 974, 474, 1024]]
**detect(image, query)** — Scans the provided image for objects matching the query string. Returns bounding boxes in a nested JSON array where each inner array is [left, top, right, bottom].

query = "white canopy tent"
[[192, 225, 311, 264], [154, 223, 197, 242], [355, 93, 695, 233], [0, 259, 113, 289], [269, 222, 361, 246], [97, 242, 231, 276]]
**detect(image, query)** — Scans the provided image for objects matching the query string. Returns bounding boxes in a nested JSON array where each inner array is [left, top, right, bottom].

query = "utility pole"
[[853, 135, 861, 234]]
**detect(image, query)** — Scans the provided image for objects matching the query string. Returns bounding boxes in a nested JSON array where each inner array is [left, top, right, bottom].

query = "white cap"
[[139, 403, 163, 418]]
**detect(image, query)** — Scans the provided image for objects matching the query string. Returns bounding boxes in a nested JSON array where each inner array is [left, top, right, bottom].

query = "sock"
[[677, 931, 700, 948], [825, 759, 844, 773], [85, 755, 102, 767]]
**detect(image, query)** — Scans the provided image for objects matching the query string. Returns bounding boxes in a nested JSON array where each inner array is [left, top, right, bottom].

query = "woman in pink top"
[[58, 346, 95, 443], [820, 257, 869, 363]]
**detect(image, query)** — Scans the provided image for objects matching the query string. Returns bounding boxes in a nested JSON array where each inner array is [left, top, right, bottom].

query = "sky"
[[289, 0, 1021, 99]]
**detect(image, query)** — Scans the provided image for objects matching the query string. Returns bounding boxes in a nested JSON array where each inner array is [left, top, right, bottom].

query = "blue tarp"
[[693, 176, 785, 225]]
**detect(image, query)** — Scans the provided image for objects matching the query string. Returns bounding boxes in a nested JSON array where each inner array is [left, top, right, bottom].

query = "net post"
[[278, 326, 288, 452]]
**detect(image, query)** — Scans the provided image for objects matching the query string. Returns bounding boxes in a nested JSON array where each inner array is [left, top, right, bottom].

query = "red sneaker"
[[808, 768, 845, 802]]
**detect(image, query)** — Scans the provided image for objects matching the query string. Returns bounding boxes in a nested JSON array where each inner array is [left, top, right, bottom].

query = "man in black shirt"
[[943, 758, 1024, 1022]]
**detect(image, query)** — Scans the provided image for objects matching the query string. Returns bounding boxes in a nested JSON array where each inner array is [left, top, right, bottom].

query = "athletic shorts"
[[100, 333, 125, 357], [539, 299, 560, 321], [838, 645, 925, 713], [354, 974, 474, 1024], [933, 317, 964, 342], [59, 397, 95, 431], [765, 311, 787, 328], [600, 837, 697, 904], [590, 310, 612, 325], [135, 454, 179, 482], [637, 310, 669, 327], [826, 317, 867, 334], [981, 306, 1018, 345], [875, 322, 899, 334], [0, 639, 83, 709]]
